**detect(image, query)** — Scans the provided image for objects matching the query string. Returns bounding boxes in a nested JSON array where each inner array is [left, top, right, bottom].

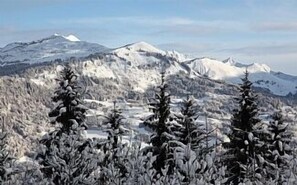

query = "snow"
[[114, 41, 165, 54], [222, 57, 236, 66], [248, 132, 254, 141], [2, 34, 297, 96], [184, 57, 297, 96], [85, 129, 149, 149], [0, 34, 108, 65], [18, 156, 33, 162], [30, 78, 45, 86], [63, 34, 80, 42]]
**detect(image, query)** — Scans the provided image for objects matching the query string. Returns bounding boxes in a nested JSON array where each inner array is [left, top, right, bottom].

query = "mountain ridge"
[[1, 34, 297, 96], [1, 34, 297, 158]]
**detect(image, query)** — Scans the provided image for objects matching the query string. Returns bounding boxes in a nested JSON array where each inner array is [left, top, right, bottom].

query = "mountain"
[[184, 57, 297, 96], [2, 34, 297, 158], [0, 34, 108, 66], [1, 34, 297, 97]]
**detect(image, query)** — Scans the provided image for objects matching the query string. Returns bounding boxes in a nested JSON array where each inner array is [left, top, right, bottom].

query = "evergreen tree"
[[37, 66, 98, 185], [98, 102, 130, 184], [266, 110, 294, 183], [175, 96, 208, 155], [223, 70, 263, 184], [173, 97, 225, 184], [143, 71, 176, 175], [39, 132, 97, 185], [48, 65, 87, 132], [101, 102, 126, 153]]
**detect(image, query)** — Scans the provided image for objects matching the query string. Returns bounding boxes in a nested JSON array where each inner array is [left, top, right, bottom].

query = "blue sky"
[[1, 0, 297, 75]]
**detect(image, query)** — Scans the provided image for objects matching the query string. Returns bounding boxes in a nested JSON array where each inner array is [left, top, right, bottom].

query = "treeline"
[[0, 66, 296, 184]]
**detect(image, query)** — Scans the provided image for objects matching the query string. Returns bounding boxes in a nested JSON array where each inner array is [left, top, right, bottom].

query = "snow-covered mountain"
[[2, 34, 297, 158], [1, 34, 297, 96], [0, 34, 108, 65], [184, 57, 297, 96]]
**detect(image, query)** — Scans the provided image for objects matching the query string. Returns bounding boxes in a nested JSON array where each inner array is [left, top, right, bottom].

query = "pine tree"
[[143, 71, 175, 175], [223, 70, 263, 184], [48, 65, 87, 132], [174, 97, 208, 155], [173, 97, 225, 184], [102, 102, 126, 153], [37, 66, 98, 185], [98, 102, 130, 184], [39, 132, 97, 185], [266, 110, 294, 183]]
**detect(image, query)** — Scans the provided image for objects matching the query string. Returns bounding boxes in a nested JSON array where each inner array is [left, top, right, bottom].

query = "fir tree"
[[223, 70, 263, 184], [37, 66, 98, 185], [102, 102, 126, 153], [39, 132, 97, 185], [175, 96, 208, 155], [174, 97, 224, 184], [48, 65, 87, 132], [98, 102, 130, 184], [266, 110, 294, 183], [143, 71, 175, 175]]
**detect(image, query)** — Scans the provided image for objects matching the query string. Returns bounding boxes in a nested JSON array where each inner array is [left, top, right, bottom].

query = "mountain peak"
[[249, 62, 271, 73], [116, 41, 163, 54], [48, 34, 80, 42], [0, 34, 107, 66], [223, 57, 236, 65], [63, 34, 80, 42]]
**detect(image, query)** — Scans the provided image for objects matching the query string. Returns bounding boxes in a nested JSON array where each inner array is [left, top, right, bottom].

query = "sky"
[[1, 0, 297, 75]]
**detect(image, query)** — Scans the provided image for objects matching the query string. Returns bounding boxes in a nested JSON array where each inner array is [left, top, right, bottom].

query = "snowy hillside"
[[185, 57, 297, 96], [0, 34, 108, 65], [1, 34, 297, 96], [2, 35, 297, 160]]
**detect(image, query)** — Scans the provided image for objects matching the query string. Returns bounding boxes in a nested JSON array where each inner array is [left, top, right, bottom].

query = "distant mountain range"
[[2, 34, 297, 158], [1, 34, 297, 96]]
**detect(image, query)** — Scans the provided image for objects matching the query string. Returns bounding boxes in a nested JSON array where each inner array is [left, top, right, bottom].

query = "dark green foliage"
[[98, 103, 130, 184], [48, 66, 87, 133], [175, 97, 206, 153], [266, 110, 294, 182], [223, 70, 262, 184], [143, 72, 175, 175], [102, 102, 126, 152], [37, 66, 97, 184], [268, 111, 293, 157], [39, 132, 97, 185]]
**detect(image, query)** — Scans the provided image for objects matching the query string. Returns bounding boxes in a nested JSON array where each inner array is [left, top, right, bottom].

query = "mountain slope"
[[1, 34, 297, 96], [184, 57, 297, 96], [2, 35, 297, 158], [0, 34, 108, 65]]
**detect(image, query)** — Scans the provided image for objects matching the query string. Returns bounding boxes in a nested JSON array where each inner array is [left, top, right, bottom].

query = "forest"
[[0, 65, 296, 185]]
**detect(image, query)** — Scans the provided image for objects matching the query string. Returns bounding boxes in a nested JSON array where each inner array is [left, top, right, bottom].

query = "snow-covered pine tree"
[[143, 71, 176, 176], [37, 65, 98, 185], [98, 102, 130, 184], [223, 70, 264, 184], [266, 110, 294, 183], [101, 102, 127, 154], [48, 65, 87, 132], [39, 132, 98, 185], [172, 96, 214, 183], [174, 96, 209, 156]]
